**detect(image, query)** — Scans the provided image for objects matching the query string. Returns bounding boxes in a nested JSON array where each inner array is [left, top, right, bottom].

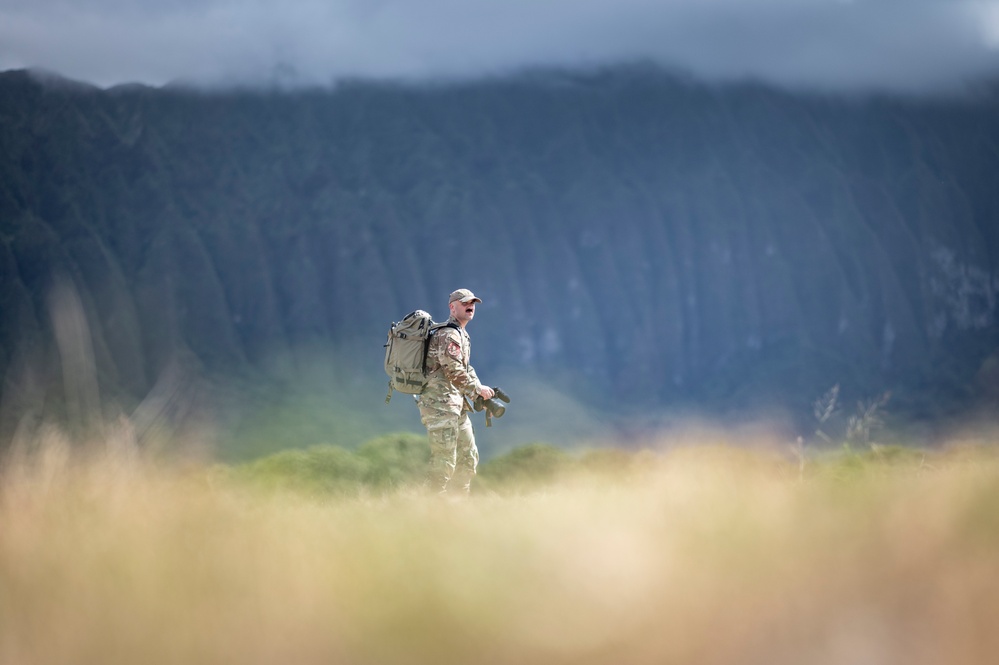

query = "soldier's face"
[[451, 299, 476, 324]]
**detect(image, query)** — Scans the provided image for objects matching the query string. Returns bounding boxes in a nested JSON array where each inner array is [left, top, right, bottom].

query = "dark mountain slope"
[[1, 66, 997, 446]]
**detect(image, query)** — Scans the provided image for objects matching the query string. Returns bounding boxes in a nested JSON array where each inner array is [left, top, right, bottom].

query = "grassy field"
[[2, 422, 999, 665]]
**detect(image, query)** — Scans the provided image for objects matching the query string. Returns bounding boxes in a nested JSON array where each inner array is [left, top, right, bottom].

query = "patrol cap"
[[449, 288, 482, 304]]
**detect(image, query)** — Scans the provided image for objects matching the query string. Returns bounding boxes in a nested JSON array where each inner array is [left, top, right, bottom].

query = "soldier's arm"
[[431, 330, 482, 397]]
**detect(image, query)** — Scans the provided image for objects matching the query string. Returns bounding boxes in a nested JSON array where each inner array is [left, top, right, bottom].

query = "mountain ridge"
[[1, 64, 997, 450]]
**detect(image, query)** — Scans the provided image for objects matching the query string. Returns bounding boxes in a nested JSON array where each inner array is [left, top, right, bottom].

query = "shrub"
[[478, 443, 574, 490], [232, 445, 366, 496], [355, 432, 430, 490]]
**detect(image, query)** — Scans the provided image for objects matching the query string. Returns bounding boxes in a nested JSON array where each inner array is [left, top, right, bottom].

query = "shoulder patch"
[[446, 340, 463, 360]]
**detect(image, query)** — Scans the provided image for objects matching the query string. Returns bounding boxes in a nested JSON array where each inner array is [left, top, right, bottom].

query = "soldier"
[[418, 288, 495, 495]]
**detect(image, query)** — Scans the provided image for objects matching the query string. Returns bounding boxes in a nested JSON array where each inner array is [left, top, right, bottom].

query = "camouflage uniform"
[[418, 314, 484, 495]]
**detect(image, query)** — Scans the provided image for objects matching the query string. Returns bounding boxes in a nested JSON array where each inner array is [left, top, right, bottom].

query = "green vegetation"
[[228, 432, 430, 496], [226, 437, 648, 496], [478, 442, 573, 488]]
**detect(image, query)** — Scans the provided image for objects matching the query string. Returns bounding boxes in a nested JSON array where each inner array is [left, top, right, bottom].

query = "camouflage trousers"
[[421, 412, 478, 495]]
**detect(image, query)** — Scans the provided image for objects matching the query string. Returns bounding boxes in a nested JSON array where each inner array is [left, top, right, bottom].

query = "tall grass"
[[2, 424, 999, 665]]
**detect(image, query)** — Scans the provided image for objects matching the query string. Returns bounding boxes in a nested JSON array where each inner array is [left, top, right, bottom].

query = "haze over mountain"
[[4, 0, 999, 94], [1, 64, 998, 457]]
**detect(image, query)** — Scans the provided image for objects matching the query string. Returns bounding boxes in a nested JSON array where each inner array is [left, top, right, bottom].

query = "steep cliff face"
[[1, 67, 997, 441]]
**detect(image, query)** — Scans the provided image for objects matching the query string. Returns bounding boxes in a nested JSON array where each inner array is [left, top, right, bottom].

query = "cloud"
[[2, 0, 999, 92]]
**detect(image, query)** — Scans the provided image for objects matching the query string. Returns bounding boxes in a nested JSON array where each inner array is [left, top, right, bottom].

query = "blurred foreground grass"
[[3, 423, 999, 665]]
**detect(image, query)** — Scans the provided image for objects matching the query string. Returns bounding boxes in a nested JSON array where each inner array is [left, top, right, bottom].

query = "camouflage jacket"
[[419, 317, 483, 416]]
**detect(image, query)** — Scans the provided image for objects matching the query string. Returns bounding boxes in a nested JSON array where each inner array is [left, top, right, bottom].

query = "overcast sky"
[[2, 0, 999, 93]]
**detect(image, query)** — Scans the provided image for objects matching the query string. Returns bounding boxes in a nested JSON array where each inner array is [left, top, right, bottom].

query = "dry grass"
[[2, 424, 999, 665]]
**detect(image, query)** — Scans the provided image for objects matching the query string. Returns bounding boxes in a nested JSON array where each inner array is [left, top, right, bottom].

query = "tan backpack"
[[383, 310, 455, 403]]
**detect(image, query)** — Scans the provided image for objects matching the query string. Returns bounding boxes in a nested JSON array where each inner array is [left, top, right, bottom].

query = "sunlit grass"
[[2, 423, 999, 665]]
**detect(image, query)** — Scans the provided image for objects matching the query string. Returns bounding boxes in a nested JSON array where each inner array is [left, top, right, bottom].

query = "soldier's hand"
[[478, 386, 495, 400]]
